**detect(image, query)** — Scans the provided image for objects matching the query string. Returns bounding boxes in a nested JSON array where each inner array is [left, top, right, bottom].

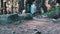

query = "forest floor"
[[0, 18, 60, 34]]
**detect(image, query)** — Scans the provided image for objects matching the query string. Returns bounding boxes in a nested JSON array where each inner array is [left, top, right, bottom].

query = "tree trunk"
[[3, 2, 7, 14], [1, 0, 3, 14], [18, 0, 24, 13]]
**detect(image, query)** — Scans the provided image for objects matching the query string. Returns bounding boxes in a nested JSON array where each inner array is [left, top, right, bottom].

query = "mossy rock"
[[0, 14, 21, 25], [18, 13, 33, 20]]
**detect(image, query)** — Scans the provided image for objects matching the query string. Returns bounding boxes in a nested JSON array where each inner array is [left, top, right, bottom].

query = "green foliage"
[[43, 6, 60, 16]]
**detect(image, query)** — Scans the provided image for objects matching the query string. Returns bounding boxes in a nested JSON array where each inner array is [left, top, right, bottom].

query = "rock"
[[31, 26, 41, 34], [48, 12, 60, 19], [34, 31, 41, 34], [8, 14, 20, 22], [18, 13, 33, 20], [33, 28, 41, 34], [0, 14, 21, 25], [0, 13, 33, 25], [0, 29, 14, 34]]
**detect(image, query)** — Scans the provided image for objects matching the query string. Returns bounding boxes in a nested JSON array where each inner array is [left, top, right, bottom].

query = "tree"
[[1, 0, 3, 14], [18, 0, 24, 13], [41, 0, 47, 13], [3, 2, 7, 14]]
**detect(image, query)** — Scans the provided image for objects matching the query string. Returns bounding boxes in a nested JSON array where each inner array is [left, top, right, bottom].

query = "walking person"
[[31, 1, 37, 15]]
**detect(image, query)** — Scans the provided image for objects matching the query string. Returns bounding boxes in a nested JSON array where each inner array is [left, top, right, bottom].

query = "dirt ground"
[[0, 18, 60, 34]]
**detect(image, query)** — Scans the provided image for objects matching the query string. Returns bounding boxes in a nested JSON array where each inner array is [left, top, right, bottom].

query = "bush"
[[43, 6, 60, 19]]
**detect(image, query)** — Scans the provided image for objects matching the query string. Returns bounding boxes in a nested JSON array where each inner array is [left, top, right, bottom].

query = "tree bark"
[[3, 2, 7, 14], [18, 0, 24, 13], [1, 0, 3, 14]]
